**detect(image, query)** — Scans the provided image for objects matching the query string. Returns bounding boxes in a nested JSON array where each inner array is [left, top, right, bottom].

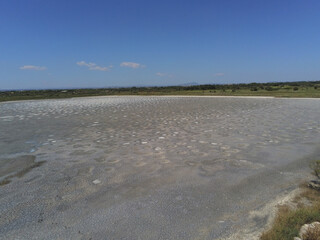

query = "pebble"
[[93, 179, 101, 184]]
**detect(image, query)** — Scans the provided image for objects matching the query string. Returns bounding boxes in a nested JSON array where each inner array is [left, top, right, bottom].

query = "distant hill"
[[179, 82, 199, 86]]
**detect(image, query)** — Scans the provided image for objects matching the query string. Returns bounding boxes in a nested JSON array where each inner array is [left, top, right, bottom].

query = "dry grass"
[[260, 186, 320, 240], [261, 160, 320, 240]]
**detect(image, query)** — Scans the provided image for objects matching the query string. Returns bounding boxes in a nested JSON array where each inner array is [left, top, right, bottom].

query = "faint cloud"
[[156, 72, 173, 77], [156, 72, 167, 76], [120, 62, 145, 69], [20, 65, 47, 71], [214, 73, 225, 76], [76, 61, 112, 71]]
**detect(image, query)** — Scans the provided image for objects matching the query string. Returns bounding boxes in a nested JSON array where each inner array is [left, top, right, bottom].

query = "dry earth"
[[0, 96, 320, 239]]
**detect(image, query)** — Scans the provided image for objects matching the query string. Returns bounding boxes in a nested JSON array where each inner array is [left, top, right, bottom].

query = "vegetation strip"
[[260, 160, 320, 240], [1, 80, 320, 102]]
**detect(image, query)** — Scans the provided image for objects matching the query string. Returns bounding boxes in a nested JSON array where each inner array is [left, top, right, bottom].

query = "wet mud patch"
[[0, 155, 45, 186], [69, 149, 96, 156], [199, 162, 225, 177]]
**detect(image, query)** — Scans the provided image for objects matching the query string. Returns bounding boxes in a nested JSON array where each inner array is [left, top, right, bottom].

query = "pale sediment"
[[219, 188, 302, 240], [0, 96, 319, 239]]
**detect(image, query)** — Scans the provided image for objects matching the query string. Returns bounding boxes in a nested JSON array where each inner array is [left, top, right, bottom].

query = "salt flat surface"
[[0, 96, 320, 239]]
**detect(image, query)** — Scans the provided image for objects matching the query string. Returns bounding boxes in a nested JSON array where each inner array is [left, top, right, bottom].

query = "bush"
[[293, 87, 299, 91]]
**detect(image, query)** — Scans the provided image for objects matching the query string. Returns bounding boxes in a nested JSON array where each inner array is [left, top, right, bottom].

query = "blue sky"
[[0, 0, 319, 90]]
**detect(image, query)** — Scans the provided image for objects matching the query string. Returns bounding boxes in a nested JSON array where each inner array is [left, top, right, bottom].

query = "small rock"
[[299, 221, 320, 239], [92, 179, 101, 184]]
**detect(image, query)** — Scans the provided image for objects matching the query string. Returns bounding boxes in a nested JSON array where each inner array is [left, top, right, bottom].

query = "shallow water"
[[0, 96, 320, 239]]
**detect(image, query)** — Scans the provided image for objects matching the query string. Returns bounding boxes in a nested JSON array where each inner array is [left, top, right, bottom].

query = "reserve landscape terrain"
[[1, 80, 320, 103], [1, 96, 320, 239]]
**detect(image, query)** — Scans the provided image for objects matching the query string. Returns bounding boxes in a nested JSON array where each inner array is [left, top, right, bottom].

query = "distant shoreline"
[[1, 80, 320, 103], [3, 94, 320, 104]]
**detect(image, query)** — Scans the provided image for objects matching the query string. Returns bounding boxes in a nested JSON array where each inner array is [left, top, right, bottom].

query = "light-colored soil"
[[0, 96, 320, 239]]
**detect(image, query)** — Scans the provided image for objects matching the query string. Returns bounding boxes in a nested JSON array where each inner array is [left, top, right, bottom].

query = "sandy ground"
[[0, 96, 320, 240]]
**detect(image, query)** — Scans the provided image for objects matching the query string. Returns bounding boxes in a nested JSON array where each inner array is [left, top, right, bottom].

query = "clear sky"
[[0, 0, 320, 90]]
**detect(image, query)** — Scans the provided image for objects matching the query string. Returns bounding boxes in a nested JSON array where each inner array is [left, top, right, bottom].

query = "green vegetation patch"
[[1, 80, 320, 102]]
